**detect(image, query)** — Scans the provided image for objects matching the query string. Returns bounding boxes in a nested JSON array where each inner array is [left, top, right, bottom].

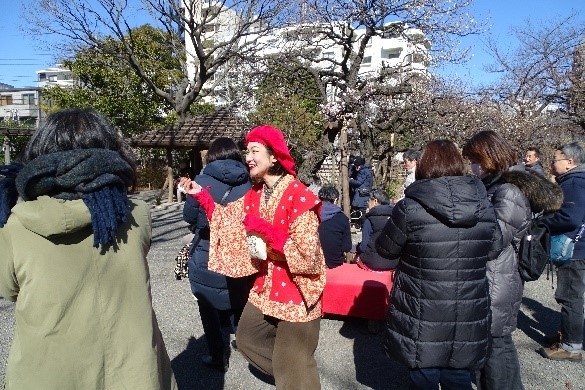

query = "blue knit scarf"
[[0, 149, 134, 247]]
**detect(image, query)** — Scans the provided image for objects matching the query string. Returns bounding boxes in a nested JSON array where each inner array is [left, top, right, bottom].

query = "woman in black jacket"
[[182, 137, 253, 372], [376, 140, 503, 390], [463, 131, 561, 390]]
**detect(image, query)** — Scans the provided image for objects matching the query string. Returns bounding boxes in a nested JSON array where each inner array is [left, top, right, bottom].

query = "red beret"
[[246, 125, 296, 177]]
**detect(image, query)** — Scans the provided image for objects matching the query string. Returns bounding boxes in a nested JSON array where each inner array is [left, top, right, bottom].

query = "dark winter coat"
[[481, 165, 562, 337], [375, 176, 503, 369], [318, 202, 352, 268], [526, 160, 545, 176], [183, 159, 253, 310], [358, 204, 397, 270], [544, 165, 585, 259], [349, 164, 373, 209]]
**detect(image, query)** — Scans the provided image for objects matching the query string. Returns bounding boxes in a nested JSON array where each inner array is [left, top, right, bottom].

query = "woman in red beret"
[[180, 125, 325, 389], [236, 125, 325, 389]]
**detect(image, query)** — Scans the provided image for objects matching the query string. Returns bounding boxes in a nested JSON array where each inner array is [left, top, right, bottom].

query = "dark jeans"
[[476, 334, 524, 390], [197, 298, 241, 358], [236, 302, 321, 390], [409, 368, 473, 390], [555, 259, 585, 347]]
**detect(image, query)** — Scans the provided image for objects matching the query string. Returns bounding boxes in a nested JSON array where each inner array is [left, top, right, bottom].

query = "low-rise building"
[[0, 87, 43, 127]]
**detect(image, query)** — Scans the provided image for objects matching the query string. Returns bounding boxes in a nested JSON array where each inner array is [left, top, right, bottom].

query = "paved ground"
[[1, 192, 583, 389]]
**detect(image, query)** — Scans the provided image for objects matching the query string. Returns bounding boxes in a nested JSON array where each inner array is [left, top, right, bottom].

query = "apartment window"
[[48, 75, 58, 82], [323, 52, 335, 59], [362, 56, 372, 65], [38, 73, 46, 81], [384, 50, 401, 59], [412, 53, 427, 64], [0, 95, 13, 106], [202, 24, 217, 34], [382, 31, 401, 39], [22, 94, 36, 105]]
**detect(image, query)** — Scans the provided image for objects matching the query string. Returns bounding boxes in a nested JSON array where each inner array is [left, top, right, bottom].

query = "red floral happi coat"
[[245, 175, 326, 322]]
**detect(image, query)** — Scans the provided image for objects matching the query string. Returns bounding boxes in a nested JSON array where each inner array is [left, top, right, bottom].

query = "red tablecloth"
[[322, 263, 394, 320]]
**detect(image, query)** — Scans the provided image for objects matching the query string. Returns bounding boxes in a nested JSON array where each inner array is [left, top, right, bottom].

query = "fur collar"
[[500, 169, 563, 213]]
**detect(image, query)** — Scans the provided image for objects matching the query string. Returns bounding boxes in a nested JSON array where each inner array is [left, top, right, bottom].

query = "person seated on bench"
[[318, 185, 352, 269], [355, 188, 395, 271]]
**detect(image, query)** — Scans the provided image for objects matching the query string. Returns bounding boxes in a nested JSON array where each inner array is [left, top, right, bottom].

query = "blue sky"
[[0, 0, 583, 88]]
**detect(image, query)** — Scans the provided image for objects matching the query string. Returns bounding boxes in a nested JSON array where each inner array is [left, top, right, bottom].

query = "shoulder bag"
[[550, 224, 585, 266]]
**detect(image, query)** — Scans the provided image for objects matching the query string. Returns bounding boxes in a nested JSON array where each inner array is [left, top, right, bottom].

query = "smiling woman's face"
[[245, 142, 277, 180]]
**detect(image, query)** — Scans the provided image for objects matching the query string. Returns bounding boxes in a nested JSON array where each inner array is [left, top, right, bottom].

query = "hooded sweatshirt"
[[318, 201, 352, 268]]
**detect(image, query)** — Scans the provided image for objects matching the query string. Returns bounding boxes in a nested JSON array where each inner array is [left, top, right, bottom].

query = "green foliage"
[[249, 61, 324, 163], [41, 25, 181, 137]]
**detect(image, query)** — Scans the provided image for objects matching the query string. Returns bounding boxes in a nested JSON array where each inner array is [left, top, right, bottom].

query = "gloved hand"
[[190, 189, 215, 219], [243, 214, 289, 255]]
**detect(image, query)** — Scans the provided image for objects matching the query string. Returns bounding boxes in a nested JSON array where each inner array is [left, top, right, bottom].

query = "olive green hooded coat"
[[0, 196, 176, 390]]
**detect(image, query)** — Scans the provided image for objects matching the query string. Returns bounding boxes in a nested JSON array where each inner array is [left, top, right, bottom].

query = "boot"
[[201, 354, 229, 372]]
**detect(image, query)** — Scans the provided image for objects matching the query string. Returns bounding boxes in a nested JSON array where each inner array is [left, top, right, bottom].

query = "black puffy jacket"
[[376, 175, 503, 369]]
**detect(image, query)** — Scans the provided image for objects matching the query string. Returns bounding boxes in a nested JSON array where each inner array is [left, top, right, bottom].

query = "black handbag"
[[357, 187, 371, 197]]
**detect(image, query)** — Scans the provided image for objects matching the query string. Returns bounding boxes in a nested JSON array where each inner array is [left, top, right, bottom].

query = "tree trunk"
[[166, 148, 174, 203], [340, 122, 350, 217]]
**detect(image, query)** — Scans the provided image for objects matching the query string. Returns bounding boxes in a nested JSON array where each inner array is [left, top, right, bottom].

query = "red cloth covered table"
[[321, 263, 394, 320]]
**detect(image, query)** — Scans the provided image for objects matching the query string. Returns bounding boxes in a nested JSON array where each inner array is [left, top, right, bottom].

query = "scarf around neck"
[[1, 149, 134, 247]]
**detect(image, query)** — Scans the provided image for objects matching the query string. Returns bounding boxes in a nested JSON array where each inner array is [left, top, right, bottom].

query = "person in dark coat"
[[356, 188, 396, 270], [348, 156, 373, 226], [317, 186, 352, 268], [540, 141, 585, 361], [375, 140, 503, 390], [524, 147, 546, 176], [462, 131, 562, 390], [182, 137, 253, 372]]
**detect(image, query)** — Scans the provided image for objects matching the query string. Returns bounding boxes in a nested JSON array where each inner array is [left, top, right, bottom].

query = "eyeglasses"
[[552, 158, 570, 163]]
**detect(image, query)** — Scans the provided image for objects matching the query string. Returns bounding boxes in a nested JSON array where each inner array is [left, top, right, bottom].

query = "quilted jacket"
[[376, 175, 502, 369]]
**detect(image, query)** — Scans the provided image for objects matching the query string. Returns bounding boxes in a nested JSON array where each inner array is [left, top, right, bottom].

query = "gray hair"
[[558, 141, 585, 165]]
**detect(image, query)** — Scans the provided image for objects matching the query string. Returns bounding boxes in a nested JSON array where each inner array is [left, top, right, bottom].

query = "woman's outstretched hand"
[[178, 177, 202, 195]]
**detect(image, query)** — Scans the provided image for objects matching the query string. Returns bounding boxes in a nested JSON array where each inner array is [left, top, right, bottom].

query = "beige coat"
[[0, 196, 176, 390]]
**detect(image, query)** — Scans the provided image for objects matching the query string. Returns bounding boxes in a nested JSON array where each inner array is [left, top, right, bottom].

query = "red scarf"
[[245, 179, 320, 305]]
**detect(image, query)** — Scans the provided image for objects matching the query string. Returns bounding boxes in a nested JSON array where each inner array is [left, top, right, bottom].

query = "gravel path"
[[1, 193, 583, 389]]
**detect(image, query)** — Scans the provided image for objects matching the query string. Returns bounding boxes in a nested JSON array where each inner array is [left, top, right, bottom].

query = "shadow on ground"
[[338, 316, 408, 390]]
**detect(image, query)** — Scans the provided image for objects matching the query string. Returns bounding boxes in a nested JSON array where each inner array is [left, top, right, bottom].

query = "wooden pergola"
[[128, 108, 250, 202]]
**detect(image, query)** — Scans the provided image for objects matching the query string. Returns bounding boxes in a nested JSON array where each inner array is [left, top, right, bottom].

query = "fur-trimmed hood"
[[500, 169, 563, 213]]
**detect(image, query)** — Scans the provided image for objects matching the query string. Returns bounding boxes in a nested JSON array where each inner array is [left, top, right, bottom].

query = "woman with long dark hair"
[[462, 130, 561, 390]]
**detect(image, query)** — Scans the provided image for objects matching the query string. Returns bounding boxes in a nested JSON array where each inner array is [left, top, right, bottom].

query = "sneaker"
[[539, 343, 583, 361]]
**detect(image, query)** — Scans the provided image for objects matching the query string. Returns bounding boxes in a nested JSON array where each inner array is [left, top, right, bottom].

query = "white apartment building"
[[0, 87, 43, 127], [36, 64, 75, 88], [184, 3, 430, 106]]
